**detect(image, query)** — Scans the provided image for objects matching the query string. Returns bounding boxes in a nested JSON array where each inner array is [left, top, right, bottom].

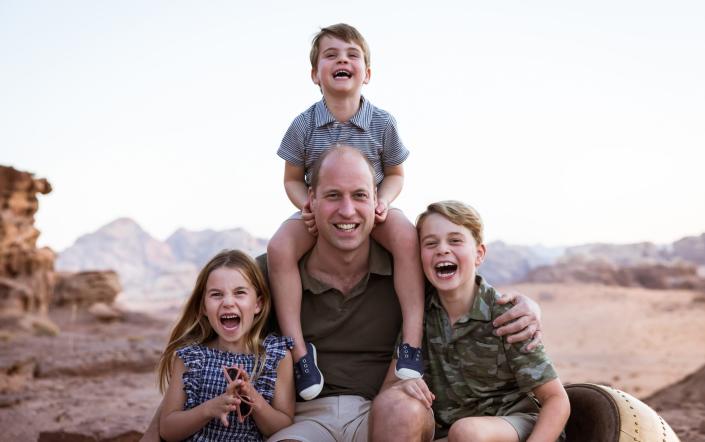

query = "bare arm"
[[527, 378, 570, 442], [139, 403, 162, 442], [376, 164, 404, 223], [159, 358, 239, 442], [283, 162, 308, 210], [493, 291, 543, 350], [248, 351, 295, 436]]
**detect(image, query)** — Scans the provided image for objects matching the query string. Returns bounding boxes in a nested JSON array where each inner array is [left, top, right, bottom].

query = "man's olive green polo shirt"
[[424, 275, 558, 427], [258, 240, 402, 400]]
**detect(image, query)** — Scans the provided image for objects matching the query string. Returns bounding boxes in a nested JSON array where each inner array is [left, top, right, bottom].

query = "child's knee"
[[447, 419, 486, 442], [267, 232, 296, 263]]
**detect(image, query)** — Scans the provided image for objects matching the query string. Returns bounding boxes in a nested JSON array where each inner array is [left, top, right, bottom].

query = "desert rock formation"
[[0, 166, 54, 319], [525, 256, 705, 291], [53, 271, 122, 307]]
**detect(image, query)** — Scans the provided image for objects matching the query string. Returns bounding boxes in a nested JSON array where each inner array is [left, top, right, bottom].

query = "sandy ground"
[[1, 282, 704, 441]]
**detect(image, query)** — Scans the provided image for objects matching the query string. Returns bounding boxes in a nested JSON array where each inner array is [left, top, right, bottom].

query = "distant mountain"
[[56, 218, 268, 302], [523, 235, 705, 289], [57, 217, 705, 303], [480, 241, 563, 284], [167, 227, 267, 268], [56, 218, 179, 290], [672, 233, 705, 265], [562, 241, 669, 266]]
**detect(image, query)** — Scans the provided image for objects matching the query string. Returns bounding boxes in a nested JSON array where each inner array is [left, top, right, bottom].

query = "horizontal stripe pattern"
[[278, 96, 410, 185]]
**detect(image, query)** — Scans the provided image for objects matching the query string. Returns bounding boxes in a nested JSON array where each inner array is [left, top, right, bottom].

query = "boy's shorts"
[[267, 395, 370, 442], [432, 397, 566, 442]]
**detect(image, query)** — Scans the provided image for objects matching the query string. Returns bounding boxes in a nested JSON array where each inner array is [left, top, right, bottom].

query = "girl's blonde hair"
[[157, 249, 271, 393]]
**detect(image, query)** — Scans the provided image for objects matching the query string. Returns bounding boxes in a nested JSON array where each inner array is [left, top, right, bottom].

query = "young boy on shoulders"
[[409, 201, 569, 442], [267, 23, 425, 401]]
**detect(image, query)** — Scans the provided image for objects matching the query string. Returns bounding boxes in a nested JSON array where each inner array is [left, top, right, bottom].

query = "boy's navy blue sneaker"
[[294, 342, 324, 400], [395, 343, 424, 380]]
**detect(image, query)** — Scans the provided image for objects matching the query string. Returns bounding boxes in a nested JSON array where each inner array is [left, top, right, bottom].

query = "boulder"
[[53, 271, 122, 307]]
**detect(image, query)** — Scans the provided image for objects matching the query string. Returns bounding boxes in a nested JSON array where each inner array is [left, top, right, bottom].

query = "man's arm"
[[494, 291, 542, 351]]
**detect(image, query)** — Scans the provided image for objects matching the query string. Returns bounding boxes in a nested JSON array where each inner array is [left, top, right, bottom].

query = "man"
[[141, 146, 540, 441]]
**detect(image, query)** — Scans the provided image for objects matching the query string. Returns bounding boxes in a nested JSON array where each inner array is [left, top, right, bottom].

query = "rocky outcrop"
[[672, 233, 705, 266], [53, 271, 122, 307], [0, 166, 54, 318], [564, 241, 669, 266], [646, 364, 705, 442], [525, 256, 705, 290]]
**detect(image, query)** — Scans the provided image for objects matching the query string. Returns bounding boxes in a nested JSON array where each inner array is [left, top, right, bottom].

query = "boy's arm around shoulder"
[[527, 378, 570, 442]]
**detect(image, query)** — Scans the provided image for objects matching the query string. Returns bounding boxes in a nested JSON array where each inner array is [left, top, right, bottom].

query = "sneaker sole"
[[395, 367, 422, 380], [299, 344, 324, 401]]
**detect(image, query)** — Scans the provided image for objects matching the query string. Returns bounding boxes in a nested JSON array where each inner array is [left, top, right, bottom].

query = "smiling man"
[[266, 145, 431, 441]]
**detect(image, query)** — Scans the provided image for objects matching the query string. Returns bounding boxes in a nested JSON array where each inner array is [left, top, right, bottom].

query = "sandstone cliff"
[[0, 166, 54, 318]]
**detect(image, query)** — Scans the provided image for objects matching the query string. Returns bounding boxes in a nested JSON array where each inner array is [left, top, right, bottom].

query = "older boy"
[[402, 201, 569, 441], [267, 23, 426, 400]]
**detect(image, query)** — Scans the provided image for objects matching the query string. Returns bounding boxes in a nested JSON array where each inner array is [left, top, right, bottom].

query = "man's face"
[[309, 152, 376, 253], [311, 35, 370, 97]]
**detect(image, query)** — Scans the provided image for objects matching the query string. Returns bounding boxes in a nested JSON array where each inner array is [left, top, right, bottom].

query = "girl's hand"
[[205, 387, 241, 427], [302, 201, 318, 236], [232, 368, 265, 413]]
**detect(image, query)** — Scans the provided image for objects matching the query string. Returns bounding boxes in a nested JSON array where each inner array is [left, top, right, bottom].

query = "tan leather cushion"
[[564, 383, 680, 442]]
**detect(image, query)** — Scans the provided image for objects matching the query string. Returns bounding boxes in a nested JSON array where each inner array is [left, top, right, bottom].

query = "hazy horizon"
[[3, 1, 704, 250], [50, 214, 702, 253]]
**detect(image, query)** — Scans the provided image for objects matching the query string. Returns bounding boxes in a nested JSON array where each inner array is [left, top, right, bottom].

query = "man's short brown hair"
[[310, 23, 371, 69]]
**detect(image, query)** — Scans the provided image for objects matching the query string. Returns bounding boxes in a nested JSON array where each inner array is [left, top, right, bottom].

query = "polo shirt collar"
[[298, 240, 392, 295], [428, 274, 494, 322], [314, 96, 373, 131]]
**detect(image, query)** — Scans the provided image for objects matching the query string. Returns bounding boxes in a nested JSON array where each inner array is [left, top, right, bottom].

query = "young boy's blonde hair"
[[416, 200, 484, 245], [309, 23, 371, 69]]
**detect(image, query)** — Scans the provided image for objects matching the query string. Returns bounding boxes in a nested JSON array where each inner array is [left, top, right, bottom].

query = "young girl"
[[157, 250, 295, 441]]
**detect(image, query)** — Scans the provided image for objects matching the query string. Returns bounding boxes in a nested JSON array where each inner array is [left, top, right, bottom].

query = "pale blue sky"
[[2, 1, 704, 250]]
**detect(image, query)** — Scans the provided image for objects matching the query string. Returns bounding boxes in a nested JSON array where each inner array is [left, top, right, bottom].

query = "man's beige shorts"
[[267, 395, 371, 442]]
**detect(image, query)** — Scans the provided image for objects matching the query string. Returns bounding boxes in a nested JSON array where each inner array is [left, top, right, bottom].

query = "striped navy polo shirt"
[[277, 96, 410, 186]]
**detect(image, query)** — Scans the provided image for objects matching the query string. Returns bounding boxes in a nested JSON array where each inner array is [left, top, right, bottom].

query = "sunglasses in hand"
[[223, 365, 255, 423]]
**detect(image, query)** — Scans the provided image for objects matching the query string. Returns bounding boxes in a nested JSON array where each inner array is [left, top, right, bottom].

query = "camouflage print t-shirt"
[[424, 275, 558, 427]]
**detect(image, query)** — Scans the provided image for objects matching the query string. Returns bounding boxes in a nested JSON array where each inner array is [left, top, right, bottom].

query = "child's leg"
[[446, 416, 519, 442], [371, 209, 424, 349], [267, 217, 316, 362]]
